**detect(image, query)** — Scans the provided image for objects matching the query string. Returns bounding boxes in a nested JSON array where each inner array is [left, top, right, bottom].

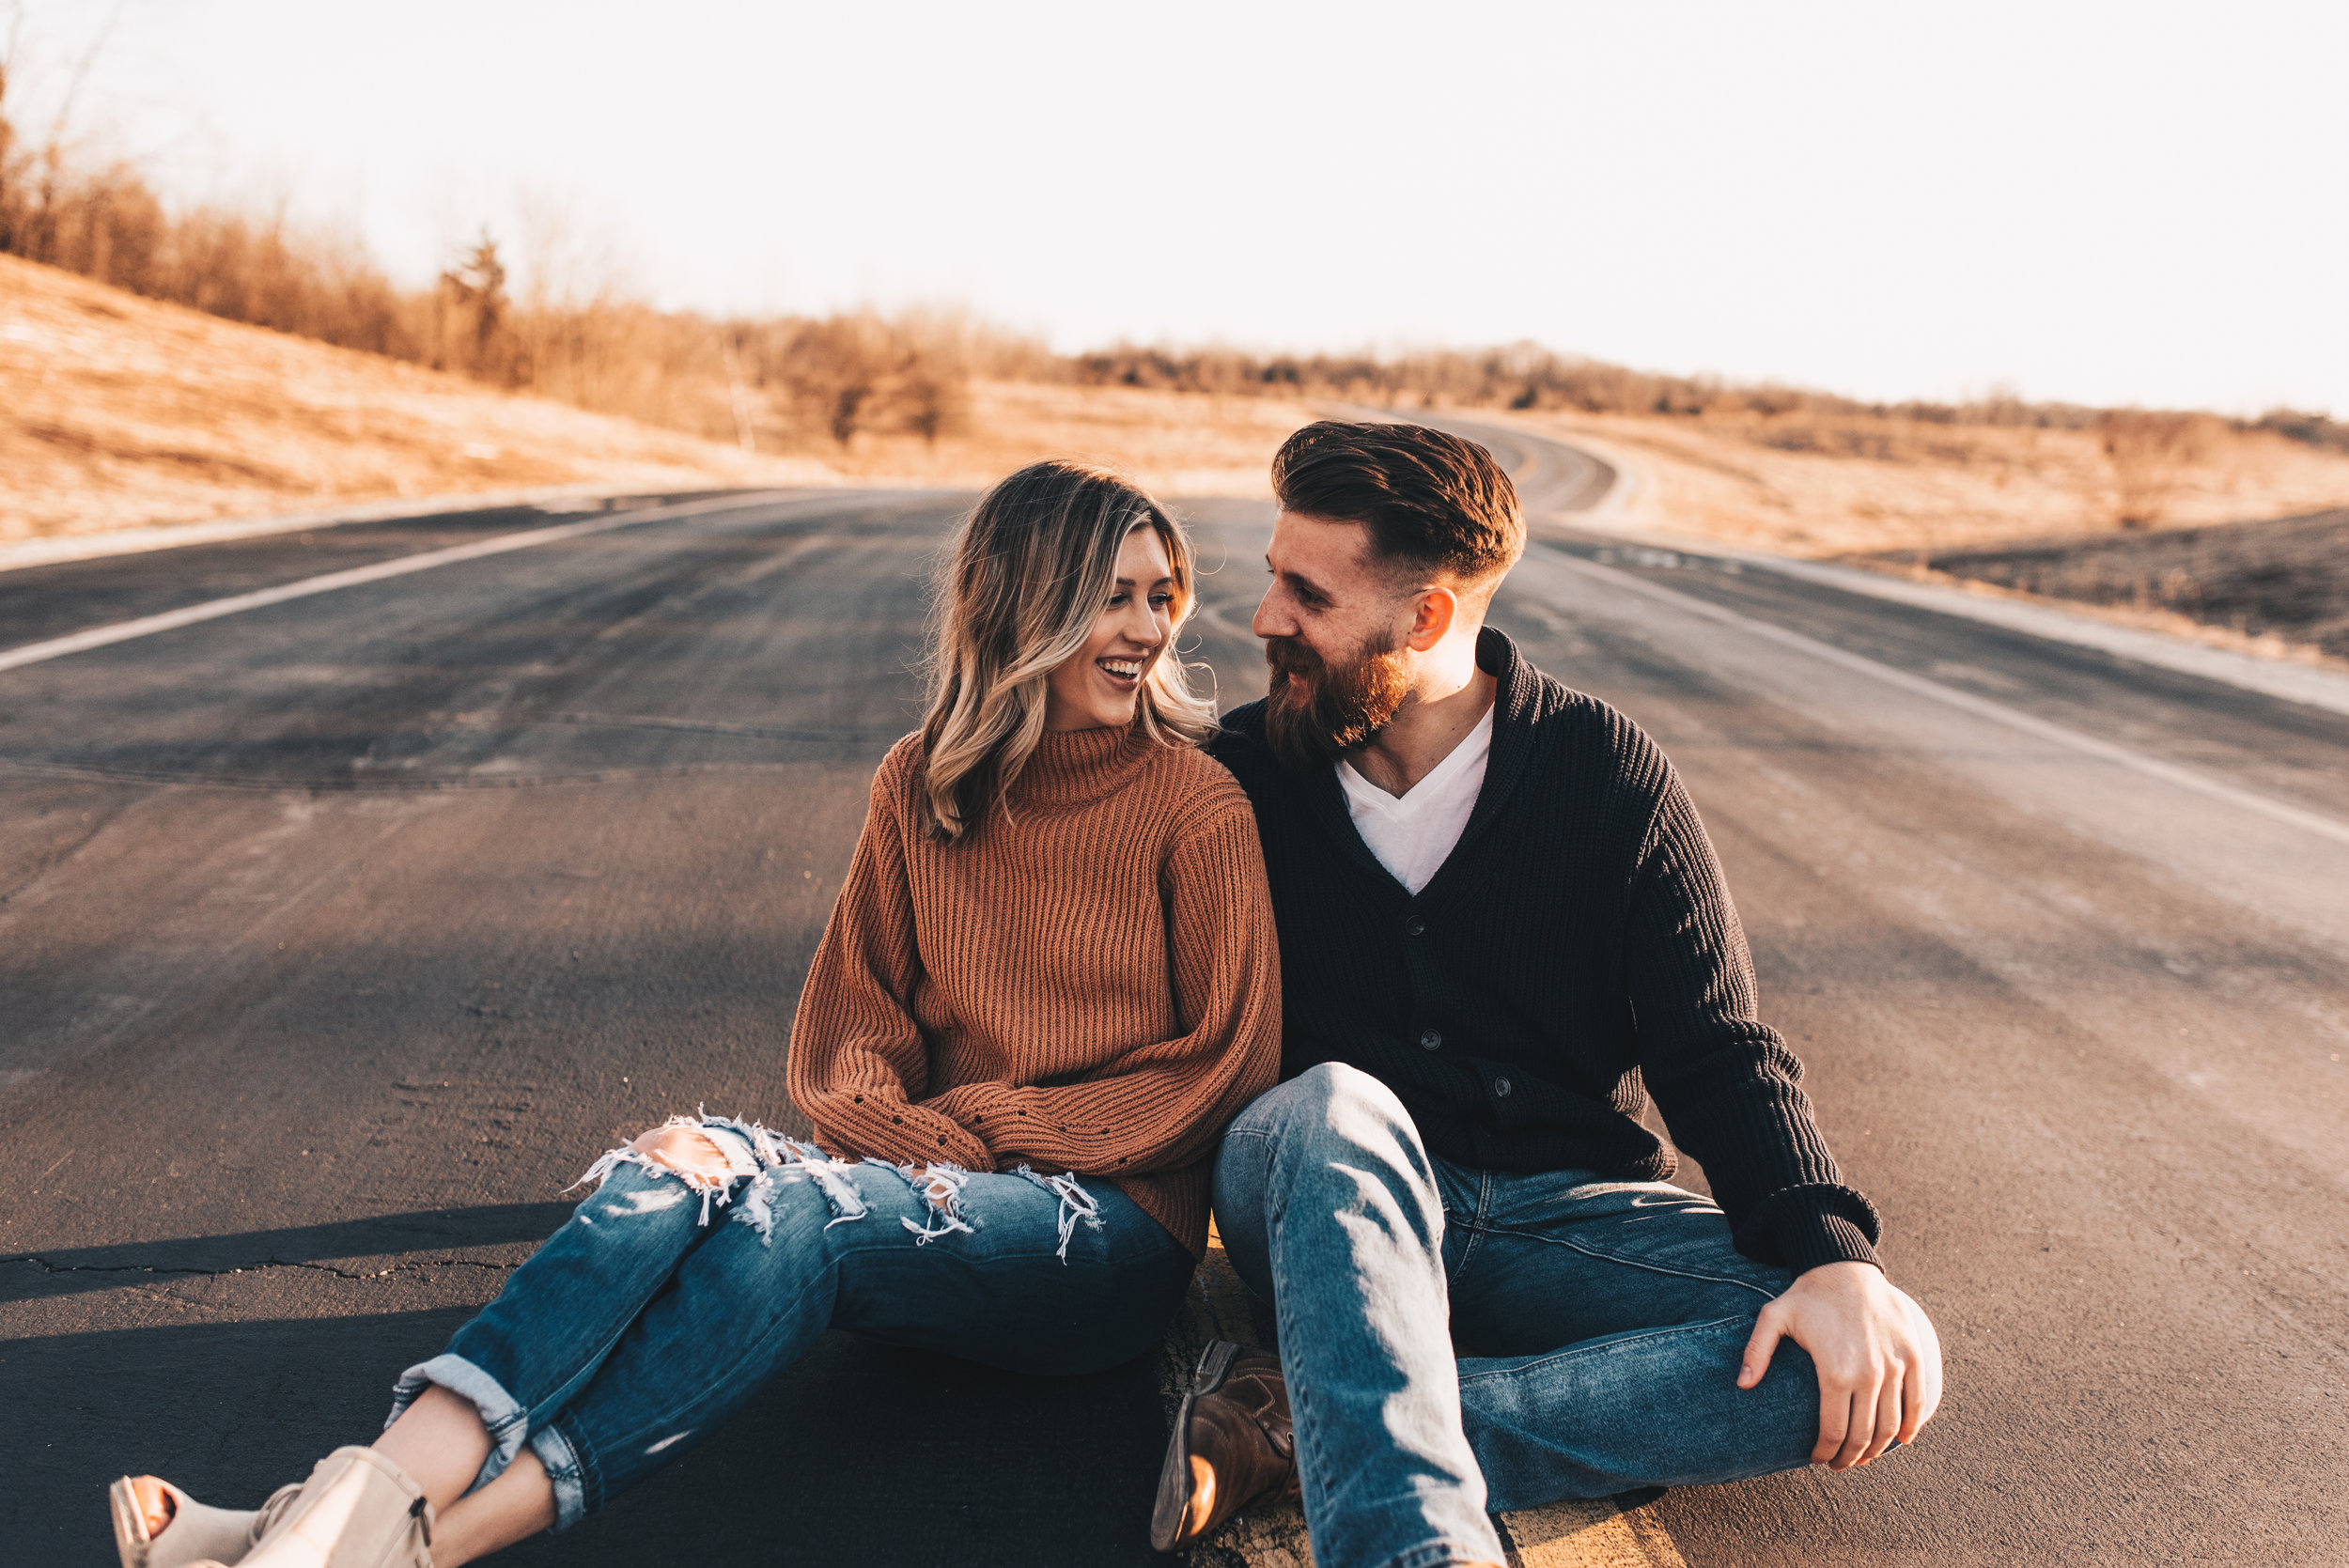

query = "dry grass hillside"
[[808, 379, 1315, 498], [1507, 405, 2349, 559], [0, 257, 1316, 545], [0, 253, 839, 543], [1486, 405, 2349, 664]]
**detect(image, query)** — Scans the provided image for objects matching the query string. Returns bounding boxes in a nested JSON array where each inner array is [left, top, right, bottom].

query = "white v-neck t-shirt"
[[1335, 706, 1495, 895]]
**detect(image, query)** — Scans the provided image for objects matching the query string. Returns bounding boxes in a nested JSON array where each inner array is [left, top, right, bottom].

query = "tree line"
[[5, 61, 2339, 468]]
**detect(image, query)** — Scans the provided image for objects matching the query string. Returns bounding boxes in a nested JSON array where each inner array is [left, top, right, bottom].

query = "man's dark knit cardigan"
[[1209, 626, 1882, 1275]]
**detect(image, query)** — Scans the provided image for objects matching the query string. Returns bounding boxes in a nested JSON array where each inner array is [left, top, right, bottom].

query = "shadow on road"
[[3, 1307, 1174, 1567], [0, 1204, 579, 1300]]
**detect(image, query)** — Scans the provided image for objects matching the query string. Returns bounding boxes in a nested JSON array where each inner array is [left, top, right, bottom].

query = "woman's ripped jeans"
[[385, 1113, 1194, 1529]]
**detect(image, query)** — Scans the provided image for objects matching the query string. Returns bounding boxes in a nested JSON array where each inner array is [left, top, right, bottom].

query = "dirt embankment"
[[0, 254, 840, 543], [1, 256, 1321, 546], [1510, 405, 2349, 559], [1497, 406, 2349, 664], [1891, 510, 2349, 661]]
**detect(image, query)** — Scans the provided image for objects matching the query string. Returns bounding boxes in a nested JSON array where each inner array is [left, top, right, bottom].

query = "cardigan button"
[[1404, 917, 1426, 937], [1492, 1076, 1514, 1097], [1420, 1029, 1442, 1051]]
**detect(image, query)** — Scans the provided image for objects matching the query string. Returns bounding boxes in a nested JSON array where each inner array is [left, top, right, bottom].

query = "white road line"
[[1688, 543, 2349, 721], [0, 491, 798, 676], [1550, 550, 2349, 849], [0, 483, 640, 576]]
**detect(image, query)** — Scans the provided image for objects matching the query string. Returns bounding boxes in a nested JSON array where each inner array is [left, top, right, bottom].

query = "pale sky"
[[12, 0, 2348, 414]]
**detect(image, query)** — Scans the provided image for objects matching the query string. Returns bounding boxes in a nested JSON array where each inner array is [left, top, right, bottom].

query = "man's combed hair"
[[1270, 421, 1525, 590], [918, 459, 1216, 842]]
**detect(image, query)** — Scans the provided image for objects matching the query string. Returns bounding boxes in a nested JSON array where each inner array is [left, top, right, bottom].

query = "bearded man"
[[1151, 422, 1942, 1568]]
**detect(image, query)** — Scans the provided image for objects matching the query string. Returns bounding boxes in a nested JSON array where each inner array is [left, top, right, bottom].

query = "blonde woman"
[[112, 460, 1283, 1568]]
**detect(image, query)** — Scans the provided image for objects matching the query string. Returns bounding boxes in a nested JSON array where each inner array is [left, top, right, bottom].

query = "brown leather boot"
[[1150, 1341, 1299, 1551]]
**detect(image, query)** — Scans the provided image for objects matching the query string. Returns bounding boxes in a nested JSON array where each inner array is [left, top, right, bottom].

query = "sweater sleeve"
[[786, 753, 996, 1172], [928, 798, 1282, 1175], [1626, 768, 1884, 1275]]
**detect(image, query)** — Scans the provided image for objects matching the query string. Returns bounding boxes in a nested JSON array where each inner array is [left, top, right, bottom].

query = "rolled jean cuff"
[[529, 1420, 593, 1531], [385, 1353, 531, 1494]]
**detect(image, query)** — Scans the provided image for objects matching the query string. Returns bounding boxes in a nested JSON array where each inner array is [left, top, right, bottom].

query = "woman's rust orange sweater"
[[786, 722, 1282, 1258]]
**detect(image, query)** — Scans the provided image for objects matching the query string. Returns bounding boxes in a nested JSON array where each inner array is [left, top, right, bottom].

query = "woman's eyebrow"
[[1114, 574, 1178, 588]]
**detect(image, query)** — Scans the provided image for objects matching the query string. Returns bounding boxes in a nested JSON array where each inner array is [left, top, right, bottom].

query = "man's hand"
[[1738, 1260, 1942, 1470]]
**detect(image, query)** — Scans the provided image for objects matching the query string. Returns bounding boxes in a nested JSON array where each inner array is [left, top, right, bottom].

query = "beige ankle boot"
[[110, 1477, 303, 1568], [206, 1448, 434, 1568]]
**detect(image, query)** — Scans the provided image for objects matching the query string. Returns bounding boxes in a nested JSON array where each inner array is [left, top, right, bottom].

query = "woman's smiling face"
[[1043, 523, 1176, 731]]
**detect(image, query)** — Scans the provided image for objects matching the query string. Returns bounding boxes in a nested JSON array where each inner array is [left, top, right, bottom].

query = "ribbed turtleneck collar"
[[1009, 720, 1159, 810]]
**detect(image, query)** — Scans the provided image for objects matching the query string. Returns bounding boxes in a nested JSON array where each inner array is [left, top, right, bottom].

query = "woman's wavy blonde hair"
[[919, 459, 1216, 842]]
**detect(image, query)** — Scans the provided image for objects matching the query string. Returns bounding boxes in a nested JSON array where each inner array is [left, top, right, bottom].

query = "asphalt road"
[[5, 432, 2347, 1566]]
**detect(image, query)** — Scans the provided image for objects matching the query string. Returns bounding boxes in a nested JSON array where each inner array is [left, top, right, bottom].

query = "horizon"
[[8, 0, 2345, 418]]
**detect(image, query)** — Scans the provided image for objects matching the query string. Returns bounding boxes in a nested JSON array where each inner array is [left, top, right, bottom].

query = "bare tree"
[[2100, 410, 2217, 529], [721, 327, 757, 453], [902, 369, 971, 446], [437, 231, 518, 382]]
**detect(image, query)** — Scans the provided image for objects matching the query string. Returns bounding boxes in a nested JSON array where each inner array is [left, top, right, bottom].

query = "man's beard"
[[1262, 629, 1412, 771]]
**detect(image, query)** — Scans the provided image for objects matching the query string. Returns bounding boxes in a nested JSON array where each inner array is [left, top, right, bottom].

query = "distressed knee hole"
[[629, 1125, 737, 1183], [568, 1113, 769, 1229]]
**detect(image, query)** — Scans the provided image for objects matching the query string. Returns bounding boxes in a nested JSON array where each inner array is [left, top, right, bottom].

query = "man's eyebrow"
[[1267, 557, 1331, 600]]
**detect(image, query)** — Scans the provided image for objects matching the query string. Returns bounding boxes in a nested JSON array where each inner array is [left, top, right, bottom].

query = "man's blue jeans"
[[1213, 1064, 1821, 1568], [386, 1115, 1195, 1529]]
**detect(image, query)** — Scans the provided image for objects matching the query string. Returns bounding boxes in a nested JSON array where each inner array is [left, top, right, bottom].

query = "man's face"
[[1252, 512, 1417, 770]]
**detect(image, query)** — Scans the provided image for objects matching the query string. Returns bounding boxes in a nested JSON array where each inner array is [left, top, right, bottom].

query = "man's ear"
[[1404, 586, 1459, 652]]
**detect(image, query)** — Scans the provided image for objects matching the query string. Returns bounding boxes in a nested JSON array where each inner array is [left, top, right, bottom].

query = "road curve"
[[1330, 402, 1618, 519], [3, 436, 2346, 1565]]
